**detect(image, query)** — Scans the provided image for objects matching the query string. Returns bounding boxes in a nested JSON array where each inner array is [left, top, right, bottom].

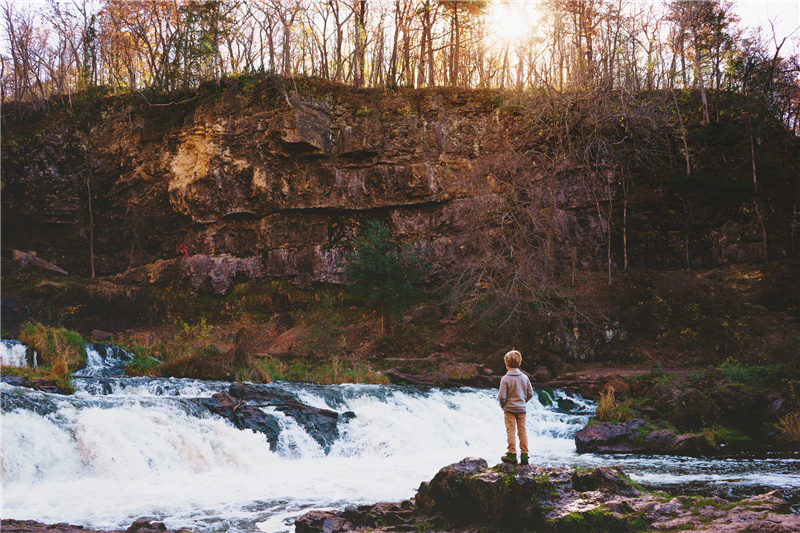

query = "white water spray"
[[1, 380, 590, 532], [2, 377, 798, 533], [1, 339, 28, 367]]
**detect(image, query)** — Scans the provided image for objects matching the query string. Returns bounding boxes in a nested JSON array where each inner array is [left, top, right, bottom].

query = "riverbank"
[[296, 457, 800, 532], [3, 259, 799, 451], [4, 457, 799, 533]]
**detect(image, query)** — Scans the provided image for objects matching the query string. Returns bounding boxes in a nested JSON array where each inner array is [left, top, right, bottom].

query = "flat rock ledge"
[[575, 418, 715, 456], [295, 457, 800, 533]]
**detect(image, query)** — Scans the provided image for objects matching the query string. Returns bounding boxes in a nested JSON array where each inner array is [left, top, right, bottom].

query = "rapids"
[[2, 341, 799, 532]]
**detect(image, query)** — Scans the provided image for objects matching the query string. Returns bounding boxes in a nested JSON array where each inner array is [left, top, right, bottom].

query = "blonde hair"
[[504, 350, 522, 368]]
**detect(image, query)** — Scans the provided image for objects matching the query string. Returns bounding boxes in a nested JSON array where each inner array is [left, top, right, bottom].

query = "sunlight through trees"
[[1, 0, 798, 131]]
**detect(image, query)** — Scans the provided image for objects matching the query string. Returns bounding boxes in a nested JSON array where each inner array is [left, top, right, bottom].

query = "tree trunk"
[[750, 116, 769, 263], [381, 306, 391, 335], [671, 87, 691, 176], [86, 175, 95, 278], [694, 46, 709, 123]]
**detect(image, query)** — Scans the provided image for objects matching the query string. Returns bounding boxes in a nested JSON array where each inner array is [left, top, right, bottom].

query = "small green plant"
[[125, 353, 161, 377], [719, 357, 751, 383], [256, 357, 290, 381], [355, 105, 373, 117], [179, 317, 213, 341], [702, 424, 750, 446]]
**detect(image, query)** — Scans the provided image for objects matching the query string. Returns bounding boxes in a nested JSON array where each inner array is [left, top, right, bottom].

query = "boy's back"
[[498, 368, 534, 413], [498, 350, 534, 465]]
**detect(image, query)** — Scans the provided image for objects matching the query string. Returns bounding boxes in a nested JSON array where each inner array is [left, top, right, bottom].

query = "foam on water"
[[2, 378, 798, 532], [1, 339, 28, 367], [1, 381, 590, 531]]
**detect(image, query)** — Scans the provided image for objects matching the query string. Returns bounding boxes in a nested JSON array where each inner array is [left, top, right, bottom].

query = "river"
[[2, 342, 799, 532]]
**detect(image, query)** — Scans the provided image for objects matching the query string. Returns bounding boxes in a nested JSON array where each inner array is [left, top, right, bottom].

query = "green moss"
[[19, 322, 86, 370], [536, 388, 554, 406], [124, 352, 162, 377], [534, 473, 558, 499], [0, 365, 75, 394]]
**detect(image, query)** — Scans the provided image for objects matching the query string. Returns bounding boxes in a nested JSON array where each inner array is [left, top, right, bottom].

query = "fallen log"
[[12, 250, 68, 275]]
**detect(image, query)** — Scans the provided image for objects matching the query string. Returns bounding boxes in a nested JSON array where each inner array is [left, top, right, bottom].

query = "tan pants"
[[504, 411, 528, 454]]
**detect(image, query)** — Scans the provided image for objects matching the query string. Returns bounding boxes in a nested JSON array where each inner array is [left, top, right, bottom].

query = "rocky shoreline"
[[295, 457, 800, 533], [7, 458, 795, 533]]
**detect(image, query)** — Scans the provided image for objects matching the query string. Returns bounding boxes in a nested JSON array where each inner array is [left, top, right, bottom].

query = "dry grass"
[[777, 412, 800, 443], [256, 356, 389, 385], [19, 322, 86, 371], [595, 386, 617, 422], [594, 386, 635, 423]]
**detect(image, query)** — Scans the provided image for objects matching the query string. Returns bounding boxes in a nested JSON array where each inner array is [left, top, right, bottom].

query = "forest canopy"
[[1, 0, 798, 132]]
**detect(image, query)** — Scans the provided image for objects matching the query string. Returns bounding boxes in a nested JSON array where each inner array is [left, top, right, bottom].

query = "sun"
[[486, 1, 537, 46]]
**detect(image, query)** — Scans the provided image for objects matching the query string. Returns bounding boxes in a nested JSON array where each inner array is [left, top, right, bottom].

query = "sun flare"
[[486, 2, 537, 45]]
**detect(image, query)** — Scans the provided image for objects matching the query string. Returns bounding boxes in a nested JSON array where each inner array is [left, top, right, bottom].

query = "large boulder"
[[575, 419, 714, 456], [296, 458, 800, 532], [668, 388, 719, 430], [200, 392, 282, 449], [228, 382, 355, 451], [708, 382, 764, 433]]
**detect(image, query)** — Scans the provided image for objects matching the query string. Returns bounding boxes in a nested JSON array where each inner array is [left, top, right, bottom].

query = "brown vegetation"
[[18, 321, 86, 371]]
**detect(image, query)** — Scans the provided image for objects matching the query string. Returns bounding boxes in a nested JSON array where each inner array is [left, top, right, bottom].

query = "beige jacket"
[[498, 368, 534, 413]]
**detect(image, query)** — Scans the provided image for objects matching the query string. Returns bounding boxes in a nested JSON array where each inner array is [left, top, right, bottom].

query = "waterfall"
[[1, 339, 28, 367], [1, 339, 135, 376], [0, 378, 591, 532], [73, 343, 135, 377], [2, 376, 798, 533]]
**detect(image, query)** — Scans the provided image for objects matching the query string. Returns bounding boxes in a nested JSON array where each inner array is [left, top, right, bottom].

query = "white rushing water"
[[1, 379, 589, 532], [1, 339, 28, 367], [2, 376, 799, 532]]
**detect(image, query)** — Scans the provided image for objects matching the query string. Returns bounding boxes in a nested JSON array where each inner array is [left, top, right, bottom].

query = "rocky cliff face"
[[2, 79, 792, 290]]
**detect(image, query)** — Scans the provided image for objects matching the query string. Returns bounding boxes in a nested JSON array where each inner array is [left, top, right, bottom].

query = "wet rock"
[[294, 511, 352, 533], [0, 374, 71, 395], [0, 520, 192, 533], [126, 521, 167, 533], [571, 465, 640, 497], [574, 418, 713, 456], [201, 392, 282, 449], [225, 382, 352, 451], [297, 458, 800, 532], [574, 419, 647, 454]]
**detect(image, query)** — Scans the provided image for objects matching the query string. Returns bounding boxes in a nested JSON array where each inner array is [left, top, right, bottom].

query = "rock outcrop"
[[0, 520, 189, 533], [3, 80, 788, 288], [574, 418, 715, 456], [198, 381, 354, 452], [295, 457, 800, 532]]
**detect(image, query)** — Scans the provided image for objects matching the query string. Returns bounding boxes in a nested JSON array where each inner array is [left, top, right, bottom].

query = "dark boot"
[[501, 452, 517, 465], [520, 453, 529, 465]]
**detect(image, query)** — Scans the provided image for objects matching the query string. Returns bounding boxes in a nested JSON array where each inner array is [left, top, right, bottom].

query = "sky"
[[734, 0, 800, 54]]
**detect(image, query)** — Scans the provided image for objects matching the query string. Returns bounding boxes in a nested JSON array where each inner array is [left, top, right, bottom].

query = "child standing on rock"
[[498, 350, 534, 465]]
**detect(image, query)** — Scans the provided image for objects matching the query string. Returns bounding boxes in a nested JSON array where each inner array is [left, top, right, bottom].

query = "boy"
[[498, 349, 534, 465]]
